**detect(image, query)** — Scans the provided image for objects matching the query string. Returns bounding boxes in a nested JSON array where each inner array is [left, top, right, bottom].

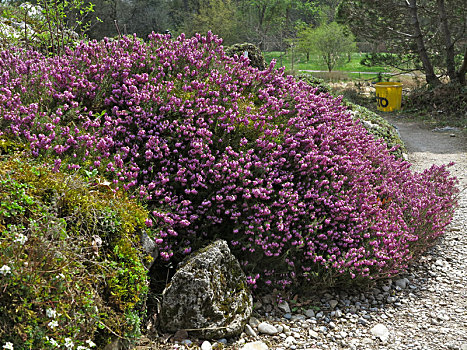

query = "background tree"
[[182, 0, 239, 45], [234, 0, 319, 51], [338, 0, 467, 86], [299, 21, 356, 72]]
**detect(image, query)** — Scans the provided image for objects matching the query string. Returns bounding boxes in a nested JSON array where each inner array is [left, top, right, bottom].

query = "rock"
[[241, 341, 269, 350], [141, 232, 158, 268], [395, 278, 409, 289], [158, 240, 253, 339], [181, 339, 192, 346], [309, 329, 319, 339], [224, 43, 266, 70], [278, 301, 291, 313], [249, 317, 260, 327], [201, 341, 212, 350], [257, 322, 279, 335], [381, 285, 391, 292], [172, 329, 189, 343], [285, 336, 296, 344], [305, 309, 315, 318], [460, 344, 467, 350], [245, 324, 257, 337], [370, 324, 390, 342], [329, 300, 339, 309]]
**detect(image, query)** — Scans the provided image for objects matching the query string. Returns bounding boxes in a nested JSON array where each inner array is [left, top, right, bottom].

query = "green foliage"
[[343, 101, 406, 157], [298, 21, 356, 72], [184, 0, 239, 45], [0, 0, 97, 53], [0, 155, 152, 349]]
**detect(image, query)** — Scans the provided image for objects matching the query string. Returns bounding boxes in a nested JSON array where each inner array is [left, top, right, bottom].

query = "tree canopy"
[[338, 0, 467, 85], [297, 21, 356, 71]]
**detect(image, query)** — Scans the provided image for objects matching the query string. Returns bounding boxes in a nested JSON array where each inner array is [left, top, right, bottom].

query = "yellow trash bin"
[[375, 82, 403, 112]]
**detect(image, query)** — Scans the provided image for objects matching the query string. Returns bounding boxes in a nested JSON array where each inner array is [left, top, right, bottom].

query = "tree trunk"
[[407, 0, 441, 86], [457, 47, 467, 85], [437, 0, 457, 83]]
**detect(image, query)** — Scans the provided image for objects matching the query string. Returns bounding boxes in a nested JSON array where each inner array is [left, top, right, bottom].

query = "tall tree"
[[182, 0, 239, 45], [235, 0, 319, 50], [338, 0, 467, 86], [298, 21, 356, 71]]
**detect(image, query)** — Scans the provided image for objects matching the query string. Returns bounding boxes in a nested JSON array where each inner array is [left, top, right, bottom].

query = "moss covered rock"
[[225, 43, 266, 70], [159, 240, 253, 339]]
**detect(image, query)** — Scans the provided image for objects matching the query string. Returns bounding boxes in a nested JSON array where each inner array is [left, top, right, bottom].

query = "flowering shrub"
[[0, 156, 150, 349], [0, 32, 458, 293]]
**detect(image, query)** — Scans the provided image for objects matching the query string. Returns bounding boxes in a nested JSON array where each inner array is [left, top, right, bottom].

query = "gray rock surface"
[[158, 240, 253, 339]]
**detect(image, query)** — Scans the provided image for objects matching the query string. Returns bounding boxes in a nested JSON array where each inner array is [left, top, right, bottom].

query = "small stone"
[[172, 329, 189, 342], [370, 324, 390, 342], [285, 336, 296, 344], [241, 341, 268, 350], [309, 330, 319, 339], [329, 300, 339, 309], [257, 322, 279, 335], [249, 317, 260, 327], [395, 278, 409, 289], [358, 318, 369, 326], [283, 313, 292, 319], [305, 309, 315, 318], [201, 340, 213, 350], [318, 326, 328, 333], [181, 339, 192, 346], [290, 314, 306, 322], [278, 301, 291, 313], [245, 324, 257, 337], [218, 338, 228, 344], [460, 344, 467, 350], [381, 285, 391, 292]]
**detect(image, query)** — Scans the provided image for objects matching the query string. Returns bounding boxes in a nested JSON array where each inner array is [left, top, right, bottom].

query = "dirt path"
[[376, 116, 467, 350], [387, 117, 467, 183]]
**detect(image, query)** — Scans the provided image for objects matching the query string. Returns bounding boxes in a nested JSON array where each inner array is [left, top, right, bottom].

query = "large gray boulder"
[[159, 240, 252, 339]]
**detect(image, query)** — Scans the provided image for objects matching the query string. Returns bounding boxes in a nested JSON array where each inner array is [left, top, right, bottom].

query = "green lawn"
[[264, 51, 389, 76]]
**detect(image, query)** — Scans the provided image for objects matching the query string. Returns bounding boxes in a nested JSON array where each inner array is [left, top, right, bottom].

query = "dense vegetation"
[[0, 30, 459, 348]]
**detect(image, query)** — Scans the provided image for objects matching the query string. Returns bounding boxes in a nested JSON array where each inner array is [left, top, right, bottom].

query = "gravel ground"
[[138, 118, 467, 350]]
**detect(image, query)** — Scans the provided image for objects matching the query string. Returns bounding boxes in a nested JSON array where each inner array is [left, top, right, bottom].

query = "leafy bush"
[[0, 32, 458, 294], [0, 155, 152, 349]]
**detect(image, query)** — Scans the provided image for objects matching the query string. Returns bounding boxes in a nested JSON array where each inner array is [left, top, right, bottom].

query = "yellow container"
[[375, 82, 403, 112]]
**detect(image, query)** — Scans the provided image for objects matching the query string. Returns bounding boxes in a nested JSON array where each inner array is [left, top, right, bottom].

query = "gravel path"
[[141, 118, 467, 350]]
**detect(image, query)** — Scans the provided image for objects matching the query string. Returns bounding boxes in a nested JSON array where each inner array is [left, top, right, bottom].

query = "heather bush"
[[0, 154, 151, 348], [0, 32, 458, 293]]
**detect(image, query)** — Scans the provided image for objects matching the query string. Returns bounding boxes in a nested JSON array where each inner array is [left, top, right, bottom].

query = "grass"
[[264, 51, 391, 81]]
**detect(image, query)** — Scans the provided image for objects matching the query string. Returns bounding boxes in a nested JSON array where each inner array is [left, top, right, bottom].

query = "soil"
[[386, 115, 467, 187]]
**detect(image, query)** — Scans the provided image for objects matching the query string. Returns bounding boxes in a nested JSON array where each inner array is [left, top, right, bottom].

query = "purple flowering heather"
[[0, 32, 458, 288]]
